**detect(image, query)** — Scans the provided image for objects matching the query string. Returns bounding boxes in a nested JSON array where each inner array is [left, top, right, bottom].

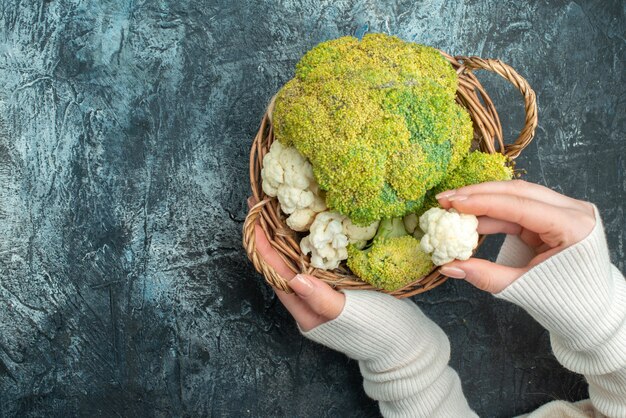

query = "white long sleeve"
[[495, 207, 626, 418], [303, 290, 477, 417]]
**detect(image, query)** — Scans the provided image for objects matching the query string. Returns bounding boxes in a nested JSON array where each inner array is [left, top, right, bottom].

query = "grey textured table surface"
[[0, 1, 624, 417]]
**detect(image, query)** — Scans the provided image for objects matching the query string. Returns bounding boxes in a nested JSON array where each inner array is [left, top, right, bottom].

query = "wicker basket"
[[243, 54, 538, 298]]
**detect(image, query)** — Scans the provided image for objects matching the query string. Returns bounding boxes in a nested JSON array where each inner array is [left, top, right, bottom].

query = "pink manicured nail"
[[446, 194, 468, 202], [435, 190, 456, 200], [439, 266, 466, 279], [289, 274, 314, 296]]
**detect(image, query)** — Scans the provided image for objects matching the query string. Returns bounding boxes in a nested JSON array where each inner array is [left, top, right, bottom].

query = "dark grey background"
[[0, 1, 624, 417]]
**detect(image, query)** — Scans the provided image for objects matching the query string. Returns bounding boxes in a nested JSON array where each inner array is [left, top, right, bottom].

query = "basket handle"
[[243, 198, 294, 293], [456, 56, 538, 158]]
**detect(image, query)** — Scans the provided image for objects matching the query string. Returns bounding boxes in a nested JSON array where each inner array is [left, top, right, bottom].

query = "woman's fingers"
[[477, 216, 521, 235], [248, 197, 296, 280], [449, 193, 596, 247], [476, 216, 544, 249], [438, 180, 588, 213], [440, 258, 527, 293], [444, 193, 579, 246], [288, 275, 345, 325], [274, 289, 320, 330], [254, 224, 297, 280], [254, 223, 341, 331], [275, 274, 345, 332], [247, 197, 344, 331]]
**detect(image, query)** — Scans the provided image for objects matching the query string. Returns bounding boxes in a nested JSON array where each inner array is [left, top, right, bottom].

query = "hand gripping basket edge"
[[243, 52, 538, 299]]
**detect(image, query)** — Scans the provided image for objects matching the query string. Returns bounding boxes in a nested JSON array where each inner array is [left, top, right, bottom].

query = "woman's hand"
[[436, 180, 596, 293], [247, 198, 345, 331]]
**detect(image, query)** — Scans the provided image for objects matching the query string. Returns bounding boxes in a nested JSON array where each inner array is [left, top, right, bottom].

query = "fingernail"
[[447, 194, 468, 202], [439, 266, 466, 279], [435, 190, 456, 200], [289, 274, 314, 296]]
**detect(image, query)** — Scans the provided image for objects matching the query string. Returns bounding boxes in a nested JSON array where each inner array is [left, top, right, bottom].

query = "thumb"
[[440, 258, 527, 293], [288, 274, 345, 321]]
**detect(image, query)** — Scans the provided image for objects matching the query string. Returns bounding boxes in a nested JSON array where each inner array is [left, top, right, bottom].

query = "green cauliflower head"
[[273, 34, 473, 225]]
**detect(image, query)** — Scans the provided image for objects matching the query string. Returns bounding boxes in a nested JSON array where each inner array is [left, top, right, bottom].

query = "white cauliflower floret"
[[419, 208, 479, 266], [261, 141, 327, 231], [342, 218, 379, 250], [277, 187, 314, 214], [300, 212, 348, 270], [300, 212, 380, 269], [286, 208, 317, 231]]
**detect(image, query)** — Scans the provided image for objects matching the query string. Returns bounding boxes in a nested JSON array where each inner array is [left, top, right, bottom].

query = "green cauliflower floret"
[[273, 33, 473, 226], [347, 218, 434, 291], [419, 151, 515, 214]]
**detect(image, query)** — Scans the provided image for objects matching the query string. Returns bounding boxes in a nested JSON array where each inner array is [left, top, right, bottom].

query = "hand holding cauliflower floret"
[[419, 208, 479, 266]]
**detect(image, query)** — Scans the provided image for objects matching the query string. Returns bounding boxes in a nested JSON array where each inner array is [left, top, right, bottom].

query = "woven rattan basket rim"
[[243, 53, 538, 298]]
